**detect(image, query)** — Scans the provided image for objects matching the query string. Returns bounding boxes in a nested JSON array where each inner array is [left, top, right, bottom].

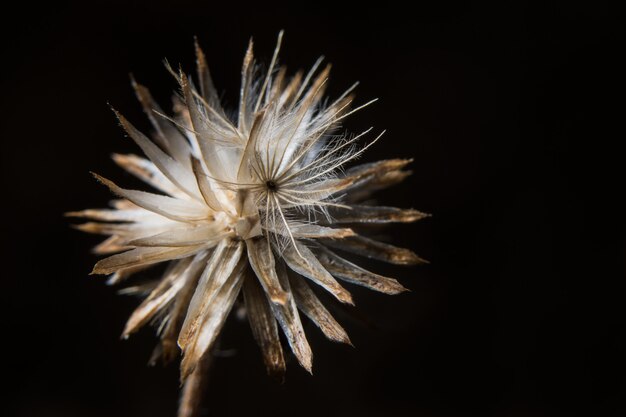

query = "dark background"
[[3, 2, 625, 416]]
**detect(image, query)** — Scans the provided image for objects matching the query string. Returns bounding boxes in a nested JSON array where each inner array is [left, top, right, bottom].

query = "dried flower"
[[69, 31, 427, 413]]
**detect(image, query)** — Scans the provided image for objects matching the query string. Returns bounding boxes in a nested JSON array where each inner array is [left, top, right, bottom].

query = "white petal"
[[178, 241, 244, 350], [115, 111, 201, 199], [93, 174, 209, 222]]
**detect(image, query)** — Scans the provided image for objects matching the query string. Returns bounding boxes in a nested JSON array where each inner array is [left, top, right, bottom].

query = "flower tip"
[[398, 285, 412, 294], [340, 291, 355, 306], [302, 361, 313, 375]]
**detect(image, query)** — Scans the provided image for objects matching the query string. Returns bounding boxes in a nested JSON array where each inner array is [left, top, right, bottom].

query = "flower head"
[[69, 32, 427, 384]]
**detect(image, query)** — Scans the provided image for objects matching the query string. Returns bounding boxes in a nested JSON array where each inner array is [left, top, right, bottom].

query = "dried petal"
[[315, 246, 408, 294], [282, 242, 353, 305], [243, 272, 286, 378], [246, 237, 288, 304], [289, 274, 351, 344], [329, 205, 430, 224], [322, 235, 427, 265]]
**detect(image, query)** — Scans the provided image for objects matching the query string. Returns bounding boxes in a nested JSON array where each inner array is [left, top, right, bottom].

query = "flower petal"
[[122, 256, 200, 337], [130, 77, 192, 166], [179, 262, 244, 380], [93, 174, 209, 222], [290, 223, 355, 239], [114, 110, 201, 199], [322, 235, 427, 265], [92, 245, 207, 275], [128, 224, 229, 247], [271, 262, 313, 373], [315, 246, 408, 294], [246, 238, 289, 304], [112, 153, 184, 198], [282, 242, 353, 305], [289, 275, 351, 344], [243, 272, 286, 379], [178, 241, 244, 351], [328, 205, 430, 224]]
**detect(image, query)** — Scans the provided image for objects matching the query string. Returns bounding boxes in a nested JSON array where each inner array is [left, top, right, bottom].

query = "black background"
[[3, 2, 626, 416]]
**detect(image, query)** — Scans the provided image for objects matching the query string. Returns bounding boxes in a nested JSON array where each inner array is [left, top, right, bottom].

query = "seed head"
[[68, 31, 428, 407]]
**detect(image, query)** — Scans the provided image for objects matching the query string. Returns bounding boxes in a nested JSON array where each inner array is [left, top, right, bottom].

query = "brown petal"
[[290, 223, 355, 239], [329, 205, 430, 224], [114, 110, 200, 198], [243, 271, 286, 379], [112, 153, 183, 198], [130, 76, 192, 166], [289, 275, 351, 344], [122, 256, 205, 338], [271, 262, 313, 373], [315, 246, 408, 294], [91, 245, 207, 275], [153, 256, 207, 364], [322, 235, 427, 266], [179, 262, 244, 380], [246, 238, 288, 304], [128, 224, 228, 247], [194, 38, 221, 109], [282, 242, 353, 305], [178, 241, 244, 351]]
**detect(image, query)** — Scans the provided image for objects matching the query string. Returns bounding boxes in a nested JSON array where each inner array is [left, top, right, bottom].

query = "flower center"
[[266, 180, 278, 191]]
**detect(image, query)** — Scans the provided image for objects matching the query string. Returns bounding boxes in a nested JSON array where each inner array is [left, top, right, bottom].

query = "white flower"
[[69, 31, 427, 395]]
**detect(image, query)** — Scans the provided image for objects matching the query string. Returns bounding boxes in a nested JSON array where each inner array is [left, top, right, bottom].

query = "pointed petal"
[[246, 238, 289, 304], [271, 262, 313, 373], [130, 77, 192, 166], [181, 75, 231, 180], [348, 171, 412, 202], [128, 224, 229, 247], [315, 246, 408, 294], [112, 153, 183, 198], [290, 223, 355, 239], [237, 109, 267, 182], [289, 275, 351, 344], [191, 156, 223, 211], [155, 255, 207, 364], [282, 242, 353, 305], [243, 272, 286, 378], [322, 235, 427, 265], [122, 257, 199, 337], [194, 39, 221, 108], [178, 241, 244, 350], [92, 245, 207, 275], [238, 38, 255, 133], [342, 158, 412, 183], [114, 110, 200, 198], [93, 174, 208, 222], [65, 207, 152, 222], [180, 256, 245, 380], [329, 205, 430, 224]]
